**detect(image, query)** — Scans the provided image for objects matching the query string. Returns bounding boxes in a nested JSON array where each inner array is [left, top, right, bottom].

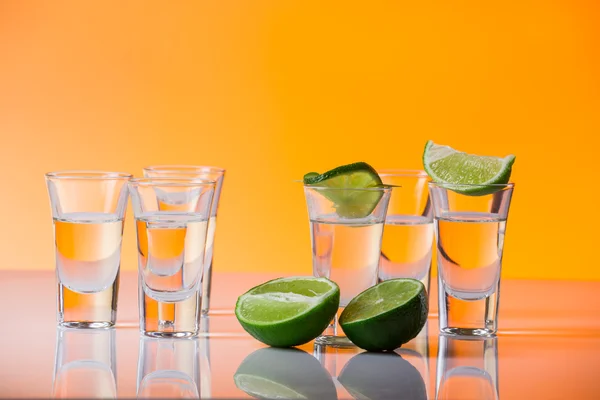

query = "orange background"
[[0, 1, 598, 280]]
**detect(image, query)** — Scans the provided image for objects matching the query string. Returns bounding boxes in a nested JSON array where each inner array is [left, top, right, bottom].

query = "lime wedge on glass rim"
[[303, 162, 385, 218], [423, 140, 515, 195], [235, 277, 340, 348]]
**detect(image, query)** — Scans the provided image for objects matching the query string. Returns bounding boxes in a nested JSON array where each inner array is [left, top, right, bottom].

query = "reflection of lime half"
[[423, 140, 515, 195], [235, 277, 339, 347], [339, 352, 427, 400], [235, 375, 306, 399], [234, 347, 337, 400], [303, 162, 384, 218]]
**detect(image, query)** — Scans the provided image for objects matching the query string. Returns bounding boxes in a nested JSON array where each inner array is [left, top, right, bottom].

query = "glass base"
[[314, 335, 356, 348], [59, 321, 114, 329], [142, 330, 198, 339], [441, 327, 496, 337]]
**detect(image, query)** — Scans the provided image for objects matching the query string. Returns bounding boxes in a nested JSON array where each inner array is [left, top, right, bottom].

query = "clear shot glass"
[[129, 177, 215, 338], [46, 171, 131, 328], [304, 184, 391, 346], [143, 166, 225, 315], [429, 182, 514, 336]]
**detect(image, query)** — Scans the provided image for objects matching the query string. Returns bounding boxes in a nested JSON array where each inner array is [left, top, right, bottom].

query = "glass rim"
[[143, 165, 226, 174], [45, 170, 132, 180], [428, 182, 515, 188], [303, 184, 392, 192], [377, 169, 429, 178], [129, 177, 217, 187]]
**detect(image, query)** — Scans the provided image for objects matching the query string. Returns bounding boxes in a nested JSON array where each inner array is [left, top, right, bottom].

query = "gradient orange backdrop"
[[1, 1, 598, 280]]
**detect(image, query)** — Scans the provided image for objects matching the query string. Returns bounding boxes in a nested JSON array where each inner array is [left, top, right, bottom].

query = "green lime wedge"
[[423, 140, 515, 195], [234, 347, 337, 400], [235, 276, 340, 348], [338, 352, 427, 400], [303, 162, 384, 218], [339, 278, 428, 352]]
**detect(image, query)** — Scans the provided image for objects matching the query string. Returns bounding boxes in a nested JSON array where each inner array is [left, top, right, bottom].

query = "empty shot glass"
[[129, 178, 216, 338], [429, 183, 514, 336], [304, 184, 391, 346], [46, 171, 131, 328], [143, 166, 226, 315]]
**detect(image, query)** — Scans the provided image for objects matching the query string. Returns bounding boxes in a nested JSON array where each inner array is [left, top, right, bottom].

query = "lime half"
[[423, 140, 515, 195], [235, 277, 340, 348], [303, 162, 384, 218], [339, 279, 428, 352]]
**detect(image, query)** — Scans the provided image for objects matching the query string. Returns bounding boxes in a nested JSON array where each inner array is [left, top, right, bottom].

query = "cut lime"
[[235, 276, 340, 348], [423, 140, 515, 195], [339, 278, 428, 352], [303, 162, 384, 218], [338, 352, 427, 400], [234, 347, 337, 400]]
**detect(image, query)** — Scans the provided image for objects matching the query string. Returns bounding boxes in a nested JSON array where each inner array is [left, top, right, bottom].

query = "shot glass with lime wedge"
[[303, 162, 392, 347], [423, 141, 515, 336]]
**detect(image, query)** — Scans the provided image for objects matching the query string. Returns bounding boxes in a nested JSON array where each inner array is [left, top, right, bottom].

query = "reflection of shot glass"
[[304, 185, 391, 346], [429, 183, 514, 336], [199, 316, 212, 400], [129, 178, 215, 338], [435, 335, 499, 400], [46, 171, 131, 328], [137, 337, 200, 399], [52, 327, 117, 399], [143, 166, 225, 315], [377, 170, 433, 292]]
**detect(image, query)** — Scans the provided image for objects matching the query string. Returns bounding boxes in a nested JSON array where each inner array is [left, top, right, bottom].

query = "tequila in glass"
[[129, 178, 215, 338], [304, 185, 391, 346], [311, 214, 382, 306], [429, 183, 514, 336], [143, 165, 225, 315], [46, 171, 131, 328], [378, 170, 433, 356], [378, 170, 433, 291]]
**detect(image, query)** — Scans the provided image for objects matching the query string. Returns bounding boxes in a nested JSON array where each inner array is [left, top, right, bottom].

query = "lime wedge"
[[339, 279, 428, 352], [303, 162, 384, 218], [234, 348, 337, 400], [235, 277, 340, 347], [423, 140, 515, 195]]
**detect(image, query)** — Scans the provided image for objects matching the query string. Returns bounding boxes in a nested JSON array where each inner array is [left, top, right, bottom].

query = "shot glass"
[[52, 327, 117, 399], [129, 178, 216, 338], [429, 183, 514, 336], [377, 170, 433, 291], [46, 171, 131, 328], [435, 335, 499, 400], [143, 166, 226, 315], [137, 337, 200, 399], [304, 184, 391, 346]]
